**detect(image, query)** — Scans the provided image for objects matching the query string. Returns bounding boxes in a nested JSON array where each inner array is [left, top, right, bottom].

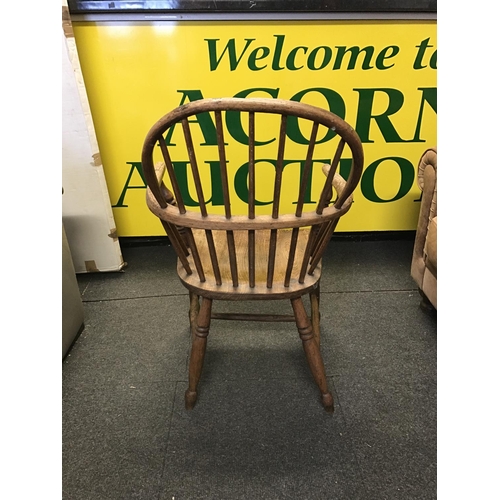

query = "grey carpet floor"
[[63, 238, 437, 500]]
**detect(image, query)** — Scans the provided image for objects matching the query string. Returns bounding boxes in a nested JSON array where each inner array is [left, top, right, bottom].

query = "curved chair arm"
[[153, 161, 175, 206], [321, 163, 355, 213]]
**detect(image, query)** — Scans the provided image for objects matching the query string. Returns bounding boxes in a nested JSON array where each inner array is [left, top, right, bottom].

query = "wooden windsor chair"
[[142, 97, 363, 412]]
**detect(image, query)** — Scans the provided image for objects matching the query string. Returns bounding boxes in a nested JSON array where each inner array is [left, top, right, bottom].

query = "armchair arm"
[[411, 147, 437, 287], [321, 163, 354, 212], [152, 161, 175, 206], [414, 148, 437, 255]]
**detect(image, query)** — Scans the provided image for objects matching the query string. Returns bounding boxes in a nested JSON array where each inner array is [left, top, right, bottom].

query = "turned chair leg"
[[309, 283, 321, 347], [291, 296, 334, 413], [185, 297, 212, 410], [188, 292, 200, 337]]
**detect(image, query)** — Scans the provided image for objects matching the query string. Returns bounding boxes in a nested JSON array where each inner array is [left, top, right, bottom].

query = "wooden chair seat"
[[179, 228, 320, 300], [141, 97, 364, 413]]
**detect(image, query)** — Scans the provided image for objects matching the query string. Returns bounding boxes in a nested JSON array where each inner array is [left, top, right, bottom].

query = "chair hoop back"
[[142, 97, 363, 296]]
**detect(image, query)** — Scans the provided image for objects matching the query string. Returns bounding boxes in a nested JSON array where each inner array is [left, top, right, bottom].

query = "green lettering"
[[291, 160, 323, 205], [412, 87, 437, 142], [354, 88, 409, 143], [172, 161, 225, 207], [288, 88, 345, 144], [234, 159, 324, 206], [430, 50, 437, 69], [375, 46, 400, 69], [286, 46, 307, 71], [333, 46, 375, 70], [112, 162, 146, 208], [339, 158, 353, 181], [234, 160, 275, 205], [226, 88, 280, 145], [164, 90, 219, 146], [361, 157, 414, 202], [172, 161, 199, 206], [307, 46, 333, 70], [271, 35, 286, 70], [203, 161, 224, 206], [413, 37, 435, 70], [248, 46, 270, 71], [205, 38, 255, 71]]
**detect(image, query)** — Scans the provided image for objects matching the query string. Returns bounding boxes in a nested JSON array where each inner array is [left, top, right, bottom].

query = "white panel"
[[62, 28, 124, 273]]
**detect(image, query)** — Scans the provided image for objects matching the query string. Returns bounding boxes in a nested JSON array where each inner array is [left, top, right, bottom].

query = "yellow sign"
[[73, 20, 437, 236]]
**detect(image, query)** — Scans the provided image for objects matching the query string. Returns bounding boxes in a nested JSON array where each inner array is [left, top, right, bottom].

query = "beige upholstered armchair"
[[411, 147, 437, 310]]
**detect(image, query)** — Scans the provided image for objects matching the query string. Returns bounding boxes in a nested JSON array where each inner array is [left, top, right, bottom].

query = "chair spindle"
[[299, 225, 320, 283], [226, 230, 239, 287], [272, 114, 288, 219], [310, 221, 331, 260], [267, 229, 278, 288], [316, 139, 345, 214], [284, 227, 300, 287], [185, 228, 206, 282], [248, 229, 255, 288], [158, 137, 186, 214], [182, 118, 208, 217], [295, 121, 319, 217], [214, 111, 232, 219], [248, 112, 256, 287], [161, 220, 192, 275], [205, 229, 222, 286], [308, 219, 340, 273], [174, 226, 190, 257], [248, 112, 255, 220], [266, 114, 288, 288]]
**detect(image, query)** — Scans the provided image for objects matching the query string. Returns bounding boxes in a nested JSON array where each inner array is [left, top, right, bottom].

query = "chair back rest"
[[142, 98, 363, 289]]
